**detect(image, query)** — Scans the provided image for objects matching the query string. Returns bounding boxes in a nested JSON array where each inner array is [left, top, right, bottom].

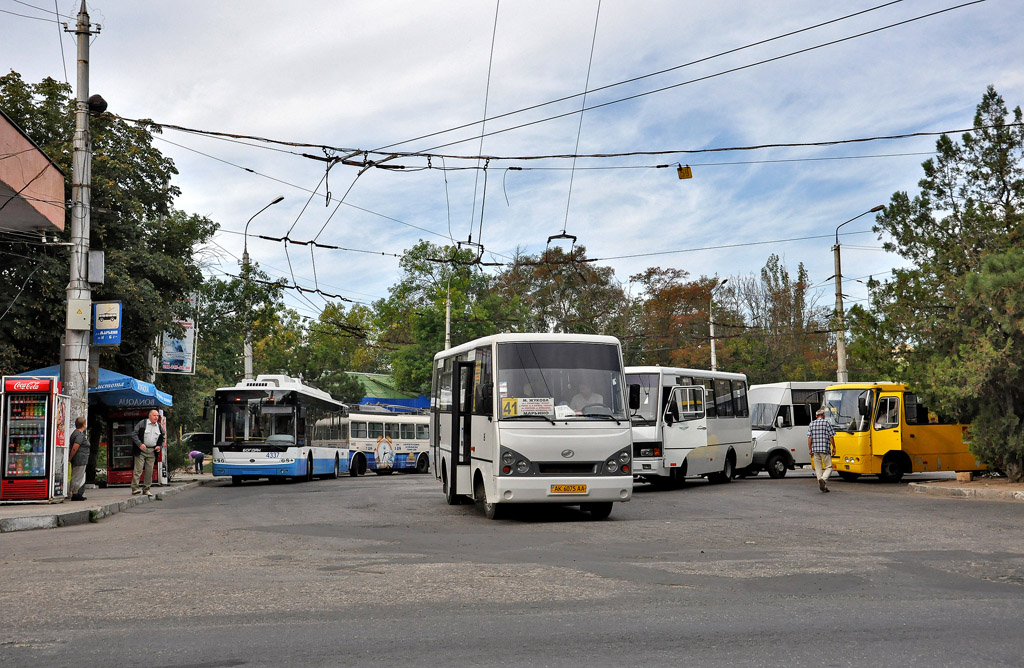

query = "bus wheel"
[[415, 454, 430, 474], [766, 453, 788, 479], [231, 476, 242, 486], [442, 466, 461, 505], [330, 455, 340, 479], [475, 477, 503, 520], [878, 455, 904, 483], [710, 454, 735, 483], [305, 455, 314, 482], [838, 471, 861, 482], [583, 502, 613, 520]]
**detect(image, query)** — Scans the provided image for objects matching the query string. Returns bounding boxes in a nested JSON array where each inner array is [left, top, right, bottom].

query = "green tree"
[[849, 86, 1024, 480]]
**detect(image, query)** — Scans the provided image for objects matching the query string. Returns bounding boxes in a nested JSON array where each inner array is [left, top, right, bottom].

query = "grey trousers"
[[132, 449, 156, 492]]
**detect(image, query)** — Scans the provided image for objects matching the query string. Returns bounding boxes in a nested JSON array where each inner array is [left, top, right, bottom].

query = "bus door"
[[448, 360, 475, 498], [871, 393, 902, 457], [662, 386, 706, 470]]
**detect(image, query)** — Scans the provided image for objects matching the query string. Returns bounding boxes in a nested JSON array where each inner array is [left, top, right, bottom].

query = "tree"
[[626, 267, 719, 367], [849, 86, 1024, 480]]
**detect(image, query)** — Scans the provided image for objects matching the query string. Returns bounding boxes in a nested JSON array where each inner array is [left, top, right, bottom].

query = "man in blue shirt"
[[807, 407, 836, 493]]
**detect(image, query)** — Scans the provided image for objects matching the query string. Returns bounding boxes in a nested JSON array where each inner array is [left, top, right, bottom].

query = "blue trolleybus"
[[211, 374, 349, 484]]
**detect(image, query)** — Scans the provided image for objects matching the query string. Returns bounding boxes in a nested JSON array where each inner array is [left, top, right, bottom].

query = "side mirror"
[[663, 410, 674, 426], [776, 415, 785, 428], [628, 384, 641, 411], [857, 395, 869, 416]]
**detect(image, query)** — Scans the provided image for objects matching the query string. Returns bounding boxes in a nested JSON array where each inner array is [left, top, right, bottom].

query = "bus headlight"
[[606, 460, 619, 473], [618, 452, 630, 464], [502, 451, 515, 465], [516, 460, 529, 474]]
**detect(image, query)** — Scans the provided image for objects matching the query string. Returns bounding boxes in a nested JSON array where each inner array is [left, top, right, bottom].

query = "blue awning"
[[18, 366, 173, 408]]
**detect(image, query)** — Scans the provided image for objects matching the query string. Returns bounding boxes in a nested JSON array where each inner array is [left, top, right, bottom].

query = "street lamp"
[[241, 196, 284, 379], [709, 278, 728, 372], [833, 204, 885, 383]]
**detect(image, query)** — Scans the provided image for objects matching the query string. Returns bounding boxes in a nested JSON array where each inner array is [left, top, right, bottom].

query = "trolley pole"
[[62, 1, 99, 422]]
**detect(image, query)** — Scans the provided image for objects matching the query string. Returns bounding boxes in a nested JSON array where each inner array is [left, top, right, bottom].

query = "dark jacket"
[[131, 418, 165, 455]]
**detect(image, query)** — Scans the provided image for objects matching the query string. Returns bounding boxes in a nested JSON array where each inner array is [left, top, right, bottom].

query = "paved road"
[[1, 471, 1021, 667]]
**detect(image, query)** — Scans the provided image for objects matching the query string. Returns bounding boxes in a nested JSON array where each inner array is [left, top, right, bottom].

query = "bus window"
[[416, 424, 429, 440], [732, 380, 748, 417], [341, 422, 349, 440], [400, 423, 416, 439], [714, 379, 734, 417], [793, 404, 812, 426], [351, 421, 367, 439], [369, 422, 384, 439], [695, 378, 716, 417], [473, 346, 494, 416], [385, 423, 400, 439], [874, 396, 899, 429]]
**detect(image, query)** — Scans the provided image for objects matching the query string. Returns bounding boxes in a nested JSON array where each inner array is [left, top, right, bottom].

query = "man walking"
[[807, 407, 836, 493], [131, 409, 164, 496], [68, 417, 90, 501]]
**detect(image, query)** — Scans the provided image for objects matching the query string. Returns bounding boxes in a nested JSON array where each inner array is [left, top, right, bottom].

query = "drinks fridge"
[[106, 408, 168, 486], [1, 376, 71, 503]]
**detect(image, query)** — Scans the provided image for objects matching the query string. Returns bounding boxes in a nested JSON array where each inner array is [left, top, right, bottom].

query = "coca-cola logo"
[[6, 380, 50, 391]]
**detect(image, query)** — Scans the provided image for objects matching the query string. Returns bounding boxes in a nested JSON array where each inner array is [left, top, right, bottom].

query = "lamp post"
[[833, 204, 885, 383], [241, 196, 284, 379], [709, 278, 728, 372]]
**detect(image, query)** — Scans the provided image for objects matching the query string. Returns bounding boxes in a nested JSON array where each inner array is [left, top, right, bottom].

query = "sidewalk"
[[0, 472, 219, 533], [908, 476, 1024, 502]]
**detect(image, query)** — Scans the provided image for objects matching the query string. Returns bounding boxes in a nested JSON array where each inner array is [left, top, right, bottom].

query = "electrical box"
[[66, 300, 91, 330]]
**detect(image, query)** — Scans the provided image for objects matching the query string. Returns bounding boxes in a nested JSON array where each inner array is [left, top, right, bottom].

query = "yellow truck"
[[822, 382, 983, 482]]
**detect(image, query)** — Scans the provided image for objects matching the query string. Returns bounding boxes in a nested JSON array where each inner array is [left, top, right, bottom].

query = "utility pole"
[[709, 278, 727, 372], [444, 275, 452, 350], [833, 205, 885, 383], [241, 196, 284, 379], [62, 1, 100, 422]]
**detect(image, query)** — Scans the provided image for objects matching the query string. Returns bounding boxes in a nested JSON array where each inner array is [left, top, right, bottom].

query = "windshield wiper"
[[503, 414, 557, 425], [582, 412, 622, 424]]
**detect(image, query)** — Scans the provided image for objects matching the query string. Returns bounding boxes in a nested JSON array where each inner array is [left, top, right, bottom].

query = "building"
[[0, 108, 65, 235], [346, 372, 429, 412]]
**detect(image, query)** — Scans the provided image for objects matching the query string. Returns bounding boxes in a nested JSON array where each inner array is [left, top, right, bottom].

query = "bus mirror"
[[858, 396, 869, 416], [776, 415, 784, 428], [628, 384, 641, 410], [663, 409, 674, 426]]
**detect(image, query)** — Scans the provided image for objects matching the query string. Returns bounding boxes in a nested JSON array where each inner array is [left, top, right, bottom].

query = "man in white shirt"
[[569, 381, 604, 413], [130, 409, 164, 496]]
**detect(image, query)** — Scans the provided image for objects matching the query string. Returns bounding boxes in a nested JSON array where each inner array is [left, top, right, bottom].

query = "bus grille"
[[536, 463, 598, 475]]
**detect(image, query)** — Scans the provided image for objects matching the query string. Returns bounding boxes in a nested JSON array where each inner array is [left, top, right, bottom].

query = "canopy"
[[18, 366, 173, 409]]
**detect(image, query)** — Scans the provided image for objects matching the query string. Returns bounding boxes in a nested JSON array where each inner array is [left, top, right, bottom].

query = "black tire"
[[709, 454, 735, 484], [330, 455, 340, 479], [415, 454, 430, 474], [878, 455, 904, 483], [838, 471, 861, 482], [231, 476, 242, 486], [349, 454, 367, 477], [442, 465, 462, 505], [766, 453, 788, 479], [475, 477, 503, 520], [304, 456, 314, 482], [583, 502, 613, 520]]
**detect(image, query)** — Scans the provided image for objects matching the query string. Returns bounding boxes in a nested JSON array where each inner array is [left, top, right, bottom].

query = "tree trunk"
[[1004, 456, 1023, 483]]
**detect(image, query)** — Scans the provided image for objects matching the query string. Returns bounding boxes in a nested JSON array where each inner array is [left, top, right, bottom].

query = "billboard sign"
[[92, 301, 122, 345]]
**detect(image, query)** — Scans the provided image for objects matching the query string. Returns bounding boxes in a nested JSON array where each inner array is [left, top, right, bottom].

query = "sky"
[[3, 0, 1023, 324]]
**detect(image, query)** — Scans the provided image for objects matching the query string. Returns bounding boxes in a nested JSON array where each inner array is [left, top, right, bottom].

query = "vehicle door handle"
[[697, 426, 707, 430]]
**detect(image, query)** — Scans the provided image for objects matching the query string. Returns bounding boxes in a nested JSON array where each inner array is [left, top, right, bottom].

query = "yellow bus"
[[822, 382, 983, 483]]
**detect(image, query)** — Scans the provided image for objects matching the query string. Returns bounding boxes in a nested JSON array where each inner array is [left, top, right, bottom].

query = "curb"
[[0, 478, 219, 533], [908, 482, 1024, 502]]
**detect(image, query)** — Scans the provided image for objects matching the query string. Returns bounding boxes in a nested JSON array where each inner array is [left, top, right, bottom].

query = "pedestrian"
[[807, 407, 836, 493], [189, 449, 205, 475], [130, 409, 165, 496], [68, 417, 90, 501]]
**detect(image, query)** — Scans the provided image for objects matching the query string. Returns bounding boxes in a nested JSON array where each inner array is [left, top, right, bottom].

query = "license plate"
[[550, 484, 587, 494]]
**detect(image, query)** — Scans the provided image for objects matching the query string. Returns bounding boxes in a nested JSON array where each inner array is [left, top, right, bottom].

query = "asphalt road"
[[1, 470, 1022, 668]]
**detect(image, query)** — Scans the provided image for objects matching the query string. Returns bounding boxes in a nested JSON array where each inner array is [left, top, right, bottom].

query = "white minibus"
[[625, 366, 752, 488], [431, 333, 638, 520], [748, 381, 830, 478]]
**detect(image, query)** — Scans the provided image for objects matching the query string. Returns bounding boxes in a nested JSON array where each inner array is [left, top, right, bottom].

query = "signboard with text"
[[92, 301, 122, 346]]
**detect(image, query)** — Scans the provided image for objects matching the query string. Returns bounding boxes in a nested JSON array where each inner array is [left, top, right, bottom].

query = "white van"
[[748, 382, 830, 478]]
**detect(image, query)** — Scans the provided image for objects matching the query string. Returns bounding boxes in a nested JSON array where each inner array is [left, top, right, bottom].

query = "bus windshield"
[[217, 403, 296, 444], [625, 373, 659, 424], [497, 342, 626, 420], [822, 389, 872, 433]]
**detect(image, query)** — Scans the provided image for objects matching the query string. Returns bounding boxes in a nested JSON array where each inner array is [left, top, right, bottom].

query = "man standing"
[[68, 417, 90, 501], [807, 407, 836, 493], [131, 409, 164, 496]]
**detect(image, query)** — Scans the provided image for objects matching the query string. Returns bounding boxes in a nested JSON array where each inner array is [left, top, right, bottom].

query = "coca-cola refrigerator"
[[106, 408, 168, 486], [1, 376, 71, 503]]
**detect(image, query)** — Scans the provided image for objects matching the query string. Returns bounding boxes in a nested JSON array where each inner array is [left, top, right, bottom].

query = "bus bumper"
[[213, 460, 304, 477], [633, 457, 669, 477], [494, 476, 632, 503]]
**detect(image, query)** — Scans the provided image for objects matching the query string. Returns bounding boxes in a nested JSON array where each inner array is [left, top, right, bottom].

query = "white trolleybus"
[[212, 374, 350, 484], [344, 409, 431, 476], [625, 366, 753, 488], [431, 333, 639, 520]]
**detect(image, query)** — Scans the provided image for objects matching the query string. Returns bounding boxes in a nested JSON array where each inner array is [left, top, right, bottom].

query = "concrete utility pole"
[[62, 1, 99, 422], [709, 278, 727, 372], [833, 205, 885, 383], [241, 196, 284, 379]]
